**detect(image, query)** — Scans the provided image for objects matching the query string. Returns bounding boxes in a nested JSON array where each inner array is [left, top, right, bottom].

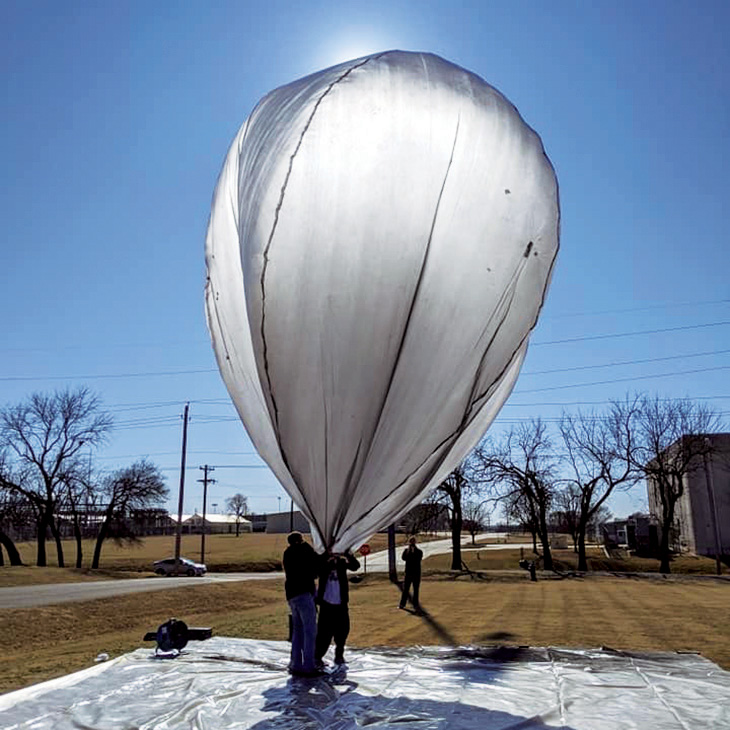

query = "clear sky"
[[2, 0, 728, 520]]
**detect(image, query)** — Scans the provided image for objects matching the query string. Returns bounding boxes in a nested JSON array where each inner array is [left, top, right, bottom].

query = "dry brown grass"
[[3, 532, 424, 586], [10, 533, 292, 574], [2, 572, 728, 695], [444, 546, 730, 574]]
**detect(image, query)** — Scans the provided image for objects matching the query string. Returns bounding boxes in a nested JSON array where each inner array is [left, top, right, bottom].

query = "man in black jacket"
[[283, 532, 320, 676], [399, 536, 423, 612], [315, 550, 360, 666]]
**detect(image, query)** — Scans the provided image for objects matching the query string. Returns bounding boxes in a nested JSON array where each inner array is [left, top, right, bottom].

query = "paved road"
[[0, 573, 282, 610], [0, 535, 526, 609]]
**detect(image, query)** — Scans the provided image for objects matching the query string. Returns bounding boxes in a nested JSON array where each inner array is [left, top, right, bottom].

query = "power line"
[[532, 321, 730, 346], [543, 297, 729, 320], [503, 395, 730, 407], [514, 364, 730, 394], [0, 368, 217, 383], [522, 348, 730, 375], [3, 324, 728, 382]]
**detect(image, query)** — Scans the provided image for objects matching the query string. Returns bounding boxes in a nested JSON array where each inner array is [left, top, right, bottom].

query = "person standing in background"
[[399, 536, 423, 613]]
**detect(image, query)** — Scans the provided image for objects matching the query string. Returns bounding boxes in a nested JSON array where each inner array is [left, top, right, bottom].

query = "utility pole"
[[289, 498, 294, 532], [388, 523, 397, 583], [174, 403, 190, 574], [198, 465, 215, 566], [703, 438, 723, 576]]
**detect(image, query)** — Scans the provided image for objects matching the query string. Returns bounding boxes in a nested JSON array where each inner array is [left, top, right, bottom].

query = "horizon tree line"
[[424, 392, 723, 574]]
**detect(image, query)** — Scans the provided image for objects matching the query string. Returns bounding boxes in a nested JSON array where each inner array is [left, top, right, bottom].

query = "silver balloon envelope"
[[205, 50, 559, 552]]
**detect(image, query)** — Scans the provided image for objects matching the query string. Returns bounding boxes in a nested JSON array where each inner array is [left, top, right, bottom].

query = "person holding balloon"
[[315, 550, 360, 666], [282, 532, 321, 676]]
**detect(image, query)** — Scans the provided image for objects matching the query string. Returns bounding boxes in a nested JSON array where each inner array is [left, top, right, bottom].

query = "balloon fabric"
[[205, 50, 559, 552]]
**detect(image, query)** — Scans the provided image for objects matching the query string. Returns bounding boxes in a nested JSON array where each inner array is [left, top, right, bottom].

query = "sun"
[[313, 28, 411, 70]]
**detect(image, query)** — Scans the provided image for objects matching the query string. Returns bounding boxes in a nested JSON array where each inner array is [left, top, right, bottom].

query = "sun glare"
[[313, 29, 411, 70]]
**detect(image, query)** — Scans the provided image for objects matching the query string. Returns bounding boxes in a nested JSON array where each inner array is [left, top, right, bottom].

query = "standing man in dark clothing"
[[283, 532, 320, 676], [399, 536, 423, 612], [315, 550, 360, 666]]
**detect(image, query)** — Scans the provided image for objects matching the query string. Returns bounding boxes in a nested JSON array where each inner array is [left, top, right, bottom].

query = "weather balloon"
[[205, 50, 559, 552]]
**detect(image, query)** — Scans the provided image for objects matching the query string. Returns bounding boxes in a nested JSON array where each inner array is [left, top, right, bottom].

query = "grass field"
[[4, 531, 726, 587], [5, 532, 418, 579], [1, 572, 728, 695], [437, 547, 729, 574]]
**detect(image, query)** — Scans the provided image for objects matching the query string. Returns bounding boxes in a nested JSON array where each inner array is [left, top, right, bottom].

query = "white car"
[[153, 557, 207, 577]]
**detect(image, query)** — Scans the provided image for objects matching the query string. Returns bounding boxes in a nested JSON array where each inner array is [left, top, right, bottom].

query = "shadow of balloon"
[[248, 672, 577, 730], [478, 630, 516, 642]]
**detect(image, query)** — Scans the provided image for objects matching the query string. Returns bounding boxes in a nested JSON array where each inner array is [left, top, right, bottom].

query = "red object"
[[359, 544, 371, 556]]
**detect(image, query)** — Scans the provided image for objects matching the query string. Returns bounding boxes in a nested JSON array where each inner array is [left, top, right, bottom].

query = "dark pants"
[[400, 571, 421, 608], [315, 601, 350, 660]]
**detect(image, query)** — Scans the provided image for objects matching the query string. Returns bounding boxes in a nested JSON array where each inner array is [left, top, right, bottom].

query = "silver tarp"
[[2, 638, 728, 729]]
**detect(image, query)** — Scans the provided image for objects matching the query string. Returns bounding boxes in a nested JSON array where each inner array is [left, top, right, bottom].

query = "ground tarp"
[[1, 638, 729, 729]]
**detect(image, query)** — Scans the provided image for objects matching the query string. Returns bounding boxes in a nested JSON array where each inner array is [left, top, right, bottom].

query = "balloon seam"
[[343, 114, 462, 513], [256, 53, 385, 545]]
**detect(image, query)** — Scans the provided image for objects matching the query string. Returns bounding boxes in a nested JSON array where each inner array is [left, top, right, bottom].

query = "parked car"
[[153, 557, 207, 577]]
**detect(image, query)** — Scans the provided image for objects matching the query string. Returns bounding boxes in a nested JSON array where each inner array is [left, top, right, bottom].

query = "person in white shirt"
[[315, 549, 360, 665]]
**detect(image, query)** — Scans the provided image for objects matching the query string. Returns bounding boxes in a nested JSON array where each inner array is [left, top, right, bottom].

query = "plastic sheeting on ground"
[[2, 638, 729, 729]]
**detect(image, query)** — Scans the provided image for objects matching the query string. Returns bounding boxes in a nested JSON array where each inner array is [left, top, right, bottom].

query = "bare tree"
[[587, 504, 612, 543], [431, 466, 468, 570], [558, 397, 640, 571], [91, 460, 167, 569], [475, 419, 558, 570], [0, 462, 24, 566], [551, 484, 582, 553], [60, 457, 97, 569], [0, 388, 112, 566], [462, 500, 489, 544], [504, 487, 541, 552], [632, 395, 722, 573], [226, 493, 249, 537], [402, 500, 448, 536]]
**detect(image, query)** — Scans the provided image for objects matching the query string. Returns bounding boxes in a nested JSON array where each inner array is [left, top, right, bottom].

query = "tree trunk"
[[538, 505, 553, 571], [235, 520, 240, 537], [0, 527, 23, 566], [450, 503, 463, 570], [531, 529, 538, 554], [577, 523, 588, 572], [388, 523, 397, 583], [659, 513, 672, 574], [92, 518, 110, 569], [49, 515, 65, 568], [36, 512, 48, 566], [73, 517, 83, 569]]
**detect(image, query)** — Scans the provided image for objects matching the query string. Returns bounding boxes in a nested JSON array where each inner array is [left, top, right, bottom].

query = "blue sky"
[[2, 0, 728, 519]]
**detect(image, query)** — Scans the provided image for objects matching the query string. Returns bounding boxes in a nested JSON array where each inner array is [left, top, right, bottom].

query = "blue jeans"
[[288, 592, 317, 672]]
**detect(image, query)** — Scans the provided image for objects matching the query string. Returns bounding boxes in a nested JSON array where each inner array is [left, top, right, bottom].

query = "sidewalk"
[[357, 533, 524, 573]]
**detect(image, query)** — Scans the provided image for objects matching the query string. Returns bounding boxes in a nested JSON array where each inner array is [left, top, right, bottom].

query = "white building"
[[646, 433, 729, 558], [170, 513, 252, 534]]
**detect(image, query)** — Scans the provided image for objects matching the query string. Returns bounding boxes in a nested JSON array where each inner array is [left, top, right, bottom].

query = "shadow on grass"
[[392, 578, 458, 645]]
